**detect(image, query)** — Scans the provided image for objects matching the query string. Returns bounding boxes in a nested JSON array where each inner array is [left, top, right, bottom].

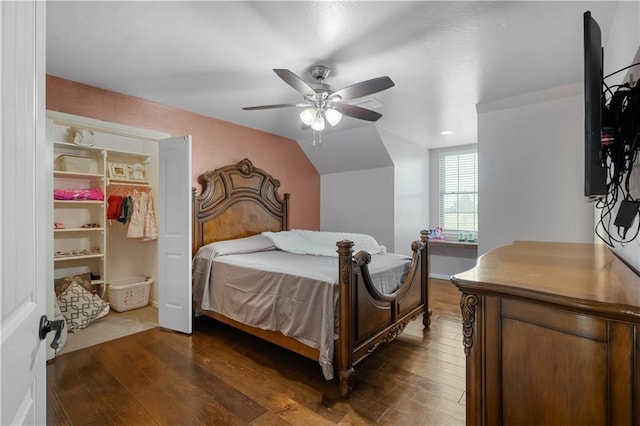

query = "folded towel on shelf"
[[54, 188, 104, 201]]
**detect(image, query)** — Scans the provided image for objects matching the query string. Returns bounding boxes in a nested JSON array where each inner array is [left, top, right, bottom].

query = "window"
[[439, 149, 478, 233]]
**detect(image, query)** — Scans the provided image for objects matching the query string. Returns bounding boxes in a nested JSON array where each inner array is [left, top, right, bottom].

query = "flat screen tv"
[[584, 11, 607, 198]]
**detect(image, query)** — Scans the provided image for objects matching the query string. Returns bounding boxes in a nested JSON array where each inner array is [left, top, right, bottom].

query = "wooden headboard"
[[192, 158, 290, 254]]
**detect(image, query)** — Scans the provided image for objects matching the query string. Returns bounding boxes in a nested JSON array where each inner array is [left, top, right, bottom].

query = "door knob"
[[39, 315, 65, 350]]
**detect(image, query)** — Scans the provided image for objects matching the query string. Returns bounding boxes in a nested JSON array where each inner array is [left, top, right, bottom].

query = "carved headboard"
[[192, 158, 290, 255]]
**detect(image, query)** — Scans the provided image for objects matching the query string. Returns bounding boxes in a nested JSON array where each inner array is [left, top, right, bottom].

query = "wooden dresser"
[[451, 241, 640, 426]]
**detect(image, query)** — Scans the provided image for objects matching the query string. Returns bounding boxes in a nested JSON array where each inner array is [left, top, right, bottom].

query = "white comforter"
[[262, 229, 387, 256]]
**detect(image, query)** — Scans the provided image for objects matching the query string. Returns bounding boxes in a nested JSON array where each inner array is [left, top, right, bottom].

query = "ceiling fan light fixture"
[[325, 108, 342, 126], [311, 113, 325, 131], [300, 108, 316, 126], [243, 66, 395, 135]]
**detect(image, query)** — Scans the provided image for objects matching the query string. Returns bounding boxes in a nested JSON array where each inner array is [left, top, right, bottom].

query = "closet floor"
[[56, 305, 157, 355]]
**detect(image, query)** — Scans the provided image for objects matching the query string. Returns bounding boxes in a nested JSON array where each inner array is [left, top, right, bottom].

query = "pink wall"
[[46, 75, 320, 230]]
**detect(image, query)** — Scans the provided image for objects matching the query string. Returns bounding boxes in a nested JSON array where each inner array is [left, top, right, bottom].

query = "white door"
[[158, 136, 192, 333], [0, 1, 49, 424]]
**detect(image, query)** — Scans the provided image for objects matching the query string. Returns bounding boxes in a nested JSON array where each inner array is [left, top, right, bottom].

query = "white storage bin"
[[107, 277, 152, 312]]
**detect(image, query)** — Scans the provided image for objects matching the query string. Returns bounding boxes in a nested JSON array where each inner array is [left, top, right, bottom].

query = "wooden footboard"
[[336, 230, 430, 397]]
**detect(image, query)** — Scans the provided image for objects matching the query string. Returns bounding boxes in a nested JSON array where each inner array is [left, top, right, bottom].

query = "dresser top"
[[451, 241, 640, 320]]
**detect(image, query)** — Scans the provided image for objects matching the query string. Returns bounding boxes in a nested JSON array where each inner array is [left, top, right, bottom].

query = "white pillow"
[[206, 234, 275, 256], [57, 282, 109, 333]]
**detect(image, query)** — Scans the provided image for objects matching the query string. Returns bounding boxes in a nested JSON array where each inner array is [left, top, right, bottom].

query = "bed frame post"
[[337, 240, 355, 397], [420, 229, 432, 328]]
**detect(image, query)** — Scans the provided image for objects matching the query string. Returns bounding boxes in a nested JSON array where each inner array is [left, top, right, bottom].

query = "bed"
[[191, 158, 430, 397]]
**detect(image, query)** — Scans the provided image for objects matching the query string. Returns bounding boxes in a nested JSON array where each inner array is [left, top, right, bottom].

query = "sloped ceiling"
[[46, 1, 621, 172], [298, 126, 392, 175]]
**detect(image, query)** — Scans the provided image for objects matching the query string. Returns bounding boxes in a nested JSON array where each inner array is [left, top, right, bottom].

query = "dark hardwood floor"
[[47, 279, 465, 425]]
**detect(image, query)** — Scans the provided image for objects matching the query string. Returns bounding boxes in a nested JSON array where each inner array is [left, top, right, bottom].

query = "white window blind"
[[439, 149, 478, 233]]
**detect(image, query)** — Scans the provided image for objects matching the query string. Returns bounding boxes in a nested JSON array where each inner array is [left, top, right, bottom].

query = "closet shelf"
[[54, 171, 104, 180], [107, 178, 150, 186], [54, 253, 104, 262], [53, 141, 105, 154], [54, 227, 105, 233], [54, 200, 105, 206], [108, 148, 151, 160]]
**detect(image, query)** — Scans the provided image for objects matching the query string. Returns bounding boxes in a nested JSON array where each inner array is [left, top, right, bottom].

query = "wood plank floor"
[[47, 279, 465, 425]]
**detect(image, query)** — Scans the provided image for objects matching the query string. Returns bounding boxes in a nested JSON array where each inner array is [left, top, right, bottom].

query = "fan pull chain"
[[312, 130, 323, 147]]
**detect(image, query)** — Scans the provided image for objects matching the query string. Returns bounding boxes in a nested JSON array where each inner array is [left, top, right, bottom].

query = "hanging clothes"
[[127, 191, 145, 238], [143, 193, 158, 241], [126, 190, 158, 241], [107, 195, 122, 220], [118, 195, 133, 224], [106, 185, 156, 240]]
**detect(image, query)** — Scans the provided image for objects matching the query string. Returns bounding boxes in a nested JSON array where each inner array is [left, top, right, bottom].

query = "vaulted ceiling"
[[46, 1, 620, 170]]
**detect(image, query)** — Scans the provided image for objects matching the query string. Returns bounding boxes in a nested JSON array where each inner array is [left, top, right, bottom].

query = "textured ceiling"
[[46, 1, 620, 152]]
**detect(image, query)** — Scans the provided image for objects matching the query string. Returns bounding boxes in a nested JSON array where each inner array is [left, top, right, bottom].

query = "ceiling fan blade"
[[273, 69, 316, 97], [242, 103, 308, 111], [331, 76, 395, 101], [336, 104, 383, 121]]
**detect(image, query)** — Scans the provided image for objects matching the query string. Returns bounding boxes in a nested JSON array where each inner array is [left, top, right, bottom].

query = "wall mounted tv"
[[584, 10, 607, 199]]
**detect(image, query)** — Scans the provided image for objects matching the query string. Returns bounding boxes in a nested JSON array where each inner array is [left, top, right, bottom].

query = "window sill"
[[428, 238, 478, 248]]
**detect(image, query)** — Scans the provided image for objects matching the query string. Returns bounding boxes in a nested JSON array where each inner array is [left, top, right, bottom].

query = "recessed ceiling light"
[[440, 130, 454, 135]]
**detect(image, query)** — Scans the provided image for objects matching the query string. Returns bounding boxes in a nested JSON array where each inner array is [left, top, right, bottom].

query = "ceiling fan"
[[242, 65, 394, 132]]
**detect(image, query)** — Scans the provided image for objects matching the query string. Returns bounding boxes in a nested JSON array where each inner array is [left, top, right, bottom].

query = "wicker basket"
[[57, 154, 98, 174], [107, 277, 152, 312]]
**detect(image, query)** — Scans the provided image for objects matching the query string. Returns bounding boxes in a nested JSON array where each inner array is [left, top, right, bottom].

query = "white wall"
[[428, 245, 478, 280], [321, 166, 395, 252], [319, 127, 429, 256], [603, 2, 640, 76], [477, 84, 594, 255], [600, 2, 640, 272], [379, 128, 430, 256]]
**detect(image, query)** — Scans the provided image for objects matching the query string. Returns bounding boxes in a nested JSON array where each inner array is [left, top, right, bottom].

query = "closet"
[[48, 111, 170, 355]]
